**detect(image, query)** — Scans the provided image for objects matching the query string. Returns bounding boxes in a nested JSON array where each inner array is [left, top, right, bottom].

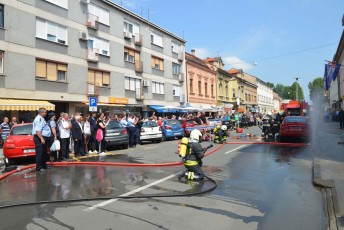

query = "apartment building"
[[256, 78, 274, 113], [0, 0, 186, 121], [185, 50, 216, 109]]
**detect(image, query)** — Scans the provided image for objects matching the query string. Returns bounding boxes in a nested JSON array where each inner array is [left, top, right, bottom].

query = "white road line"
[[84, 173, 177, 211], [224, 145, 247, 155]]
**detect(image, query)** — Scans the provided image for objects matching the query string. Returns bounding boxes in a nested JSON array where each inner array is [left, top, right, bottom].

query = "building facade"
[[0, 0, 186, 121], [256, 78, 274, 113], [185, 50, 216, 108], [273, 92, 282, 112]]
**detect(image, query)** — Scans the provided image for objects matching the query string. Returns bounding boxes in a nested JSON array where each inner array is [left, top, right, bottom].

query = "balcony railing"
[[134, 33, 143, 46], [87, 83, 99, 96], [87, 48, 99, 62], [135, 61, 143, 73], [136, 87, 144, 100], [87, 13, 99, 29]]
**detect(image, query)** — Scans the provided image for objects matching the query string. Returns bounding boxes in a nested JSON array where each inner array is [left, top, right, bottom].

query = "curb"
[[312, 159, 334, 188]]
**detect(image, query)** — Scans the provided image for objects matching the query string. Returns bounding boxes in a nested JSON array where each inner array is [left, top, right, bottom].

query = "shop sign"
[[109, 97, 128, 104]]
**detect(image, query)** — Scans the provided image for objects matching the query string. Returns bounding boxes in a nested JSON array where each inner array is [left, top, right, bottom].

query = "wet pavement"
[[0, 126, 326, 230]]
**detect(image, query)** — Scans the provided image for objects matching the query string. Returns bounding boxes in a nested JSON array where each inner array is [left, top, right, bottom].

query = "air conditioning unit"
[[79, 31, 88, 40], [80, 0, 90, 4], [123, 31, 133, 39], [142, 80, 149, 87], [178, 74, 184, 82]]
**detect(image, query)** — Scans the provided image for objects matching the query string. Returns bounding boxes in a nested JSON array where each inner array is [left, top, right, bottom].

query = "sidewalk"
[[313, 121, 344, 229]]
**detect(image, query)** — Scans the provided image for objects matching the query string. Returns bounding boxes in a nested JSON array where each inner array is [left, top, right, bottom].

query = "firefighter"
[[178, 129, 206, 181], [214, 125, 228, 144]]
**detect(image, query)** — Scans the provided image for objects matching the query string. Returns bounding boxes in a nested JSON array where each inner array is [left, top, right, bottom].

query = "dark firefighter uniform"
[[181, 141, 206, 180], [213, 125, 228, 144]]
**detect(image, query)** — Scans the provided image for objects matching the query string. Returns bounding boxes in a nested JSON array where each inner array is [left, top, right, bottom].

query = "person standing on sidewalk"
[[32, 108, 50, 172], [97, 112, 109, 154], [89, 112, 98, 154], [0, 117, 10, 143], [83, 114, 92, 154], [72, 115, 85, 157], [135, 115, 143, 145], [127, 114, 137, 148], [59, 113, 72, 160], [47, 112, 58, 161], [339, 108, 344, 129]]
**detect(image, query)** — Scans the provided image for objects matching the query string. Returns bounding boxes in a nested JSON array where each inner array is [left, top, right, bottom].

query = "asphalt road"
[[0, 127, 326, 230]]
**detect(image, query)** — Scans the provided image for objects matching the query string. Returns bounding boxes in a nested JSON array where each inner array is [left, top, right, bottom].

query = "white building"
[[256, 78, 274, 113]]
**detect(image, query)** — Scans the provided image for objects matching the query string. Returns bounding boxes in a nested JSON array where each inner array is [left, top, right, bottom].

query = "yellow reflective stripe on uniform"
[[191, 172, 194, 180], [184, 160, 198, 166], [188, 172, 192, 179]]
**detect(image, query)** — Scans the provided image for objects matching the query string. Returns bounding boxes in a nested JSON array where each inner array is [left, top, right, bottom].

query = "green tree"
[[290, 82, 304, 100], [308, 77, 324, 102], [274, 84, 285, 98], [266, 82, 275, 90]]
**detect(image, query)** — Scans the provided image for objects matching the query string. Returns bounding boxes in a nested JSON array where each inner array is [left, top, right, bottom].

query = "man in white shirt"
[[59, 113, 71, 160]]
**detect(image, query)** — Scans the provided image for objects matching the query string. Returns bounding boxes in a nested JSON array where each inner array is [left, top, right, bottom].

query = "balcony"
[[178, 52, 184, 61], [135, 61, 143, 73], [134, 33, 143, 46], [87, 83, 99, 96], [136, 87, 144, 100], [87, 48, 99, 62], [178, 73, 184, 82], [87, 13, 99, 30]]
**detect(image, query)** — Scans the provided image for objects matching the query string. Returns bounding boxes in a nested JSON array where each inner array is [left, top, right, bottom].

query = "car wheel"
[[4, 157, 13, 167], [122, 144, 128, 149], [156, 138, 162, 143], [162, 135, 167, 141]]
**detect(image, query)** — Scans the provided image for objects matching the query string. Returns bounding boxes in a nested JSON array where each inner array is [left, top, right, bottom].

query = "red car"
[[180, 119, 195, 137], [3, 123, 36, 166], [279, 116, 310, 141]]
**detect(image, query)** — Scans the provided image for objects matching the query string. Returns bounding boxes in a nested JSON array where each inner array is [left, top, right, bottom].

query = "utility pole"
[[295, 77, 300, 101]]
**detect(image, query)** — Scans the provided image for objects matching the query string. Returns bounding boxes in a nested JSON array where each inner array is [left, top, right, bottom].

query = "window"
[[172, 41, 181, 53], [198, 81, 202, 95], [219, 83, 223, 96], [232, 88, 235, 98], [125, 76, 141, 91], [172, 63, 181, 75], [152, 81, 164, 94], [124, 20, 139, 34], [35, 59, 67, 82], [151, 32, 163, 47], [225, 85, 228, 97], [190, 79, 193, 93], [88, 3, 109, 26], [88, 69, 110, 87], [173, 85, 181, 96], [45, 0, 68, 9], [151, 56, 164, 71], [36, 19, 67, 45], [88, 36, 109, 56], [211, 84, 214, 97], [124, 48, 140, 63], [205, 83, 208, 96], [0, 4, 4, 28], [245, 93, 248, 101]]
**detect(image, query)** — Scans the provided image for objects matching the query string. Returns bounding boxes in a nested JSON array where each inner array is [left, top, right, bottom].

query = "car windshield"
[[284, 117, 307, 123], [165, 120, 180, 125], [11, 125, 32, 135], [106, 121, 123, 130], [143, 121, 158, 127]]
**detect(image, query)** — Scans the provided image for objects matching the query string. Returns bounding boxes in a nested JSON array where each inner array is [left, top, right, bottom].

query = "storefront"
[[0, 99, 55, 123]]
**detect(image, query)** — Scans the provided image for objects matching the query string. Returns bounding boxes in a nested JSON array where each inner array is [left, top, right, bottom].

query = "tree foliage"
[[271, 82, 305, 100], [308, 77, 324, 102]]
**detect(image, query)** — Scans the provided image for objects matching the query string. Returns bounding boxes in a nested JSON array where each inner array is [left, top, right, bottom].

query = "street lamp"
[[294, 77, 300, 101]]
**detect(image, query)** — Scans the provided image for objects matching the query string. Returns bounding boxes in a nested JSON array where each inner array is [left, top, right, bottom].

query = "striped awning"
[[0, 99, 55, 111]]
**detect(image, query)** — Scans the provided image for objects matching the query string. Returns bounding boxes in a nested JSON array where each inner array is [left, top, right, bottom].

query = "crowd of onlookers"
[[324, 108, 344, 129]]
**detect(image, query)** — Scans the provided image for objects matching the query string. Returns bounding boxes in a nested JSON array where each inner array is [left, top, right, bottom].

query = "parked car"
[[3, 123, 36, 166], [180, 119, 195, 137], [162, 119, 184, 141], [140, 121, 162, 144], [279, 116, 310, 141], [207, 118, 222, 128], [104, 120, 129, 149]]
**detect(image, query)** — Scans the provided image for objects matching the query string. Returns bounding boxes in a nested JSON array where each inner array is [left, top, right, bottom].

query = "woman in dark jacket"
[[135, 115, 143, 145]]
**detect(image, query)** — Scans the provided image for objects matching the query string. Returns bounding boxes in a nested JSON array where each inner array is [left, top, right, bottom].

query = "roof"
[[228, 68, 239, 74], [185, 53, 214, 71], [204, 57, 222, 63], [101, 0, 186, 43]]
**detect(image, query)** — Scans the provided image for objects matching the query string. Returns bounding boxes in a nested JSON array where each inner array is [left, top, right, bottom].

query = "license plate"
[[174, 133, 180, 135], [108, 133, 120, 136], [290, 127, 301, 131], [150, 135, 157, 138], [24, 149, 35, 153]]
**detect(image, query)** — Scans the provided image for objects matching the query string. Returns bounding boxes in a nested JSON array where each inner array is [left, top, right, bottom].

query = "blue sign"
[[89, 97, 97, 106]]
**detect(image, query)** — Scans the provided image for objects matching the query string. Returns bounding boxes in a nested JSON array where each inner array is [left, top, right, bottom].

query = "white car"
[[140, 121, 163, 143]]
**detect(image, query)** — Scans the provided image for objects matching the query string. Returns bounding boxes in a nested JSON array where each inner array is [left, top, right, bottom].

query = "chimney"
[[191, 49, 195, 56]]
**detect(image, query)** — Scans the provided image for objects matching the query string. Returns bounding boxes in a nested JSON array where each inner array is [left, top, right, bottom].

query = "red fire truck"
[[280, 100, 308, 116]]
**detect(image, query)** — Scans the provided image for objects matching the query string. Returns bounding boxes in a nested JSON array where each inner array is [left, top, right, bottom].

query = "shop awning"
[[148, 105, 177, 113], [0, 99, 55, 111]]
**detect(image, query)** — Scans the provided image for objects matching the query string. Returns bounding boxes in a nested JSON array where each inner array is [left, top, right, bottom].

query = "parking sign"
[[89, 97, 97, 112]]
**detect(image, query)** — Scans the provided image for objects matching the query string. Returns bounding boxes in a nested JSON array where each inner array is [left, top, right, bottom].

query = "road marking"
[[84, 173, 177, 211], [224, 145, 247, 155]]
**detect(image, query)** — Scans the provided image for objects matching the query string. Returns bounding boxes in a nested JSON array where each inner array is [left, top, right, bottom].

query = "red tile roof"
[[228, 68, 239, 74]]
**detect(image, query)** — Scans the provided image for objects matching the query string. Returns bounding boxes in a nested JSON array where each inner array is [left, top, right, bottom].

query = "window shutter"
[[47, 62, 57, 81], [135, 79, 141, 90], [152, 82, 156, 93], [151, 57, 155, 69], [129, 49, 135, 57], [36, 60, 47, 78], [57, 64, 67, 72], [47, 22, 57, 36], [88, 70, 95, 84], [134, 52, 140, 63], [36, 19, 46, 39], [160, 59, 164, 71], [101, 8, 109, 25], [95, 71, 103, 86], [58, 26, 67, 43], [103, 72, 110, 85], [102, 39, 109, 54], [88, 4, 95, 15], [129, 77, 135, 90], [160, 83, 164, 94], [125, 77, 130, 90]]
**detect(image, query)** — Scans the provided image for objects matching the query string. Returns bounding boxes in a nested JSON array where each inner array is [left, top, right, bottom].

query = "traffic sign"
[[89, 106, 97, 112], [89, 97, 97, 107]]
